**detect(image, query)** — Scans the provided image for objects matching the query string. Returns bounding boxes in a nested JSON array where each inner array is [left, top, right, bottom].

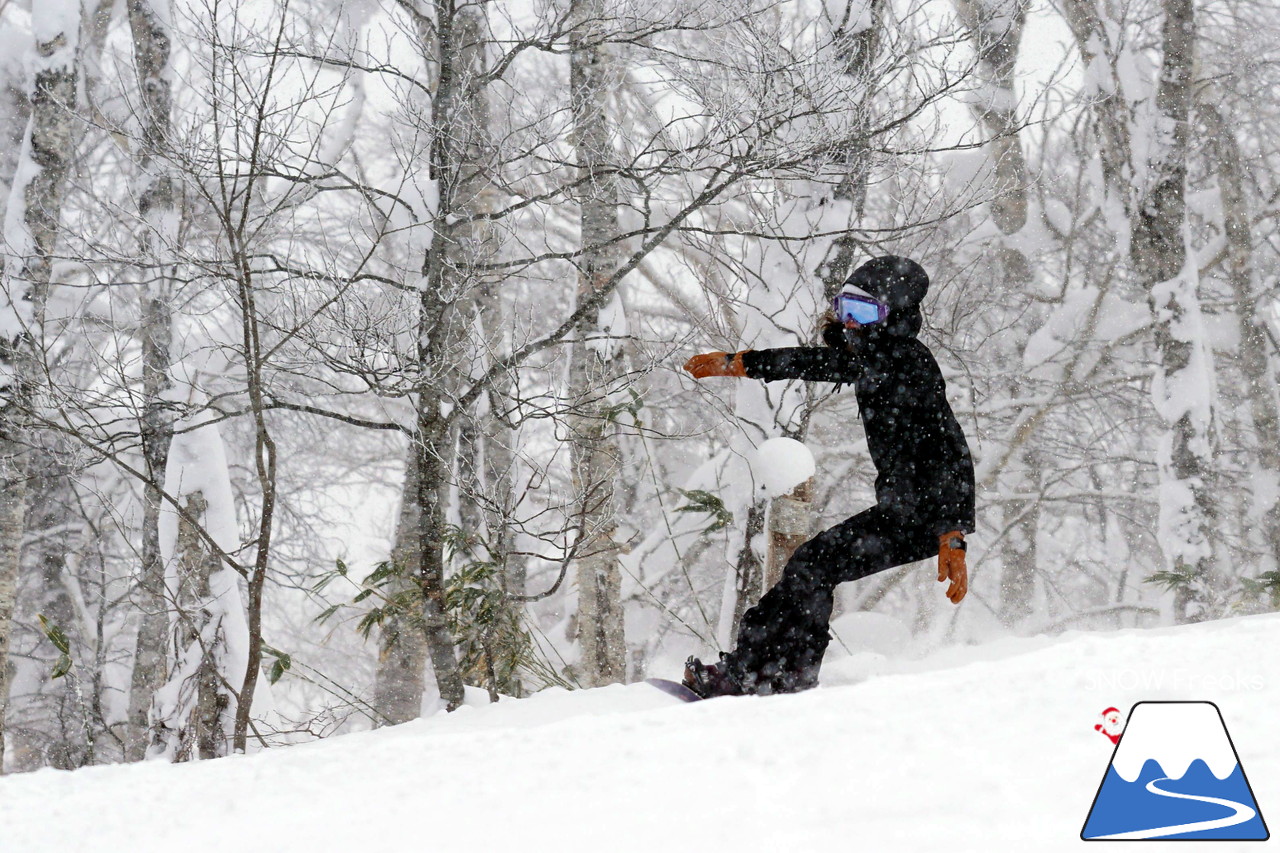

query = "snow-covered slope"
[[2, 615, 1276, 853]]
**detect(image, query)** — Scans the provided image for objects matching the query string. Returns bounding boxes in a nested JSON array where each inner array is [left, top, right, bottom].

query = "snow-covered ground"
[[2, 614, 1276, 852]]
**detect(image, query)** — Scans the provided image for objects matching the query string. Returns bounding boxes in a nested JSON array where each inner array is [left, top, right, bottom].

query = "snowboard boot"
[[682, 654, 750, 699]]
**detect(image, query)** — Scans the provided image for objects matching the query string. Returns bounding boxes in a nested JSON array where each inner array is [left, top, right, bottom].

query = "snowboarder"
[[679, 256, 975, 698]]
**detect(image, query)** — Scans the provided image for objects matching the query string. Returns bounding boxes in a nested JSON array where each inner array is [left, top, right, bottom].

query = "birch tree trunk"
[[447, 7, 523, 698], [11, 467, 88, 770], [0, 470, 17, 772], [400, 0, 490, 713], [124, 0, 177, 762], [456, 379, 522, 697], [1131, 0, 1220, 621], [146, 407, 251, 760], [0, 4, 82, 774], [1058, 0, 1135, 215], [1200, 98, 1280, 579], [956, 0, 1027, 238], [412, 425, 465, 710], [814, 0, 884, 299], [0, 71, 29, 203], [567, 0, 627, 686], [372, 450, 429, 724], [1060, 0, 1219, 620], [167, 493, 228, 761], [956, 0, 1036, 624]]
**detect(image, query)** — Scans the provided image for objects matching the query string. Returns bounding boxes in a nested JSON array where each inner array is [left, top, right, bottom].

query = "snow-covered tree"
[[566, 0, 629, 688], [0, 0, 83, 773], [123, 0, 179, 762]]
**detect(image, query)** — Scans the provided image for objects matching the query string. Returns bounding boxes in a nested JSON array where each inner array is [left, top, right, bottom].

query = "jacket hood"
[[836, 255, 929, 342]]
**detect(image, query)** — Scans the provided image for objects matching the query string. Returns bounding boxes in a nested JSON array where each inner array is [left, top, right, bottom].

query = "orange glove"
[[683, 351, 749, 379], [937, 531, 967, 604]]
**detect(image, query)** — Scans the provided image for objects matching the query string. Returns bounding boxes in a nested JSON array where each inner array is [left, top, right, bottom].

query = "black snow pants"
[[725, 504, 938, 694]]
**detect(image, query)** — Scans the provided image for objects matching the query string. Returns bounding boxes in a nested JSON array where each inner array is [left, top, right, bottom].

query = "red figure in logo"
[[1094, 706, 1124, 745]]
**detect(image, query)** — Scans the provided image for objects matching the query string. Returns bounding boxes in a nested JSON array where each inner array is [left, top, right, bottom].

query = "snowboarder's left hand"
[[937, 531, 967, 604]]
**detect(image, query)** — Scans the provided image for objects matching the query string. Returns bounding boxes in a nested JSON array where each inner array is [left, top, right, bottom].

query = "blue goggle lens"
[[832, 293, 887, 325]]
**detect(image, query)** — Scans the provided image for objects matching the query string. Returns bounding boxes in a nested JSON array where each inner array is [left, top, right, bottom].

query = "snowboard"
[[645, 677, 703, 702]]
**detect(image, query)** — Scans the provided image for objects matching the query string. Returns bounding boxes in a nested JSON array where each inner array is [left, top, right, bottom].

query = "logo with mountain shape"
[[1082, 701, 1269, 840]]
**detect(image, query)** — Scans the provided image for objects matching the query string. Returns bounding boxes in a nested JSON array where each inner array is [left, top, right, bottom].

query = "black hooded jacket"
[[740, 257, 975, 536]]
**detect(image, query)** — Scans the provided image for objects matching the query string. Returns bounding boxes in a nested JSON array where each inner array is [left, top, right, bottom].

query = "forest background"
[[0, 0, 1276, 771]]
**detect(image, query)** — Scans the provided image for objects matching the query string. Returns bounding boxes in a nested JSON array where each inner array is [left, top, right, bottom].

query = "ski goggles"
[[831, 291, 889, 325]]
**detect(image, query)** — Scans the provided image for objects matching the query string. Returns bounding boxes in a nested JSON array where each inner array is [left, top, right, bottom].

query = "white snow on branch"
[[153, 375, 260, 756], [1149, 259, 1217, 571], [158, 414, 240, 565], [588, 288, 627, 358], [1149, 269, 1216, 431], [30, 0, 81, 73], [1, 127, 38, 360], [824, 0, 874, 35], [1022, 285, 1146, 379]]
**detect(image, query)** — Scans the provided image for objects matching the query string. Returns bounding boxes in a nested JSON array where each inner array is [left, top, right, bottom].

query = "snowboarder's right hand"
[[937, 531, 967, 604], [683, 351, 749, 379]]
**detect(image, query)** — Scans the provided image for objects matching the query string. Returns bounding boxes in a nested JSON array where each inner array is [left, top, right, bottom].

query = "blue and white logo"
[[1082, 702, 1268, 840]]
